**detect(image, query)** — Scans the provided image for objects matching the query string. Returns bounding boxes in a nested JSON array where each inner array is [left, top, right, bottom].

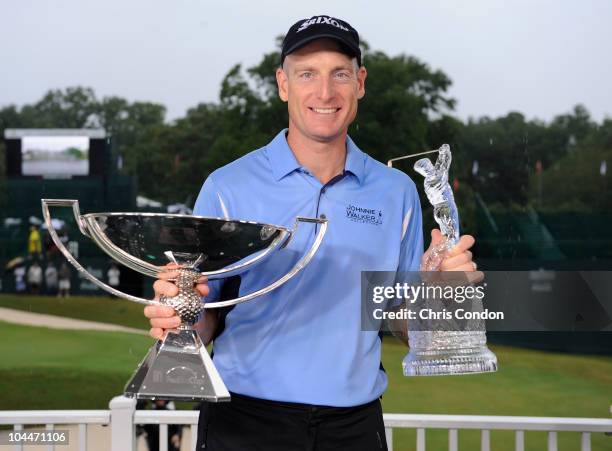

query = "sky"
[[2, 0, 611, 123]]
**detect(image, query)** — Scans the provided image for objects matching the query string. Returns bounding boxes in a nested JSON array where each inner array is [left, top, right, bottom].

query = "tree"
[[532, 107, 612, 212], [19, 87, 98, 128], [350, 50, 456, 165], [454, 113, 532, 205]]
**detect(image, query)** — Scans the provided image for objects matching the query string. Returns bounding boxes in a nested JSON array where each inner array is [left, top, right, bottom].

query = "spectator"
[[14, 264, 26, 293], [107, 263, 120, 291], [45, 263, 59, 295], [27, 261, 43, 294], [28, 226, 42, 257], [58, 262, 71, 297]]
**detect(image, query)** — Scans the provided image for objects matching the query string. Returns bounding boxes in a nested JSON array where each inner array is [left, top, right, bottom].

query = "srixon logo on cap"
[[297, 16, 349, 33]]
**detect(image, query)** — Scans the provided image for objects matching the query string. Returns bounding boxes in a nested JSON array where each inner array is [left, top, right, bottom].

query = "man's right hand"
[[144, 266, 209, 340]]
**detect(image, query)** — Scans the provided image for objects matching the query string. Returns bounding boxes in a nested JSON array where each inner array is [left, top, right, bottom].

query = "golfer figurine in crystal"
[[41, 199, 327, 401], [414, 144, 459, 269], [388, 144, 497, 375]]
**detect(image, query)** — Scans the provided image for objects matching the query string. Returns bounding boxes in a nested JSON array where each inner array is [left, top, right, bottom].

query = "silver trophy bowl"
[[42, 199, 327, 401]]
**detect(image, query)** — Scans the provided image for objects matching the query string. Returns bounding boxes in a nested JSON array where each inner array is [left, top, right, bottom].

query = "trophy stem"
[[124, 270, 231, 401]]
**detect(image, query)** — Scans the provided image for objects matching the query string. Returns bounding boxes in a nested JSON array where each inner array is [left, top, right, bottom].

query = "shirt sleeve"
[[193, 175, 227, 302], [397, 182, 424, 272]]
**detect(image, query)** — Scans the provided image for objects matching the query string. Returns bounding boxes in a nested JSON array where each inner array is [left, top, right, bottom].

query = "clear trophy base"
[[124, 328, 231, 402], [403, 331, 498, 376]]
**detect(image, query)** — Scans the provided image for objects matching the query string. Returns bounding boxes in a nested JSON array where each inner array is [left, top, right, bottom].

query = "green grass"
[[0, 320, 152, 410], [0, 293, 149, 330], [0, 304, 611, 450]]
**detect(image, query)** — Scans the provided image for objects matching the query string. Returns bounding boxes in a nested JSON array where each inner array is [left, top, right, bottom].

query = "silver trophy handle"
[[41, 199, 327, 309], [204, 217, 327, 309], [42, 199, 155, 306]]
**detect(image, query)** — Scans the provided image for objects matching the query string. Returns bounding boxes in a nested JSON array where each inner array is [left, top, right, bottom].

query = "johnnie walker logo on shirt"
[[345, 204, 383, 226]]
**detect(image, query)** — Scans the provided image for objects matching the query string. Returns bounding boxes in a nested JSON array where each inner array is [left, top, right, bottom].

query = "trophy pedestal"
[[403, 331, 497, 376], [125, 328, 231, 402]]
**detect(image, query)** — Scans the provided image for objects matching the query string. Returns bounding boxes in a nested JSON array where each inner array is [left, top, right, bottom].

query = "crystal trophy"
[[42, 199, 327, 400], [389, 145, 498, 375]]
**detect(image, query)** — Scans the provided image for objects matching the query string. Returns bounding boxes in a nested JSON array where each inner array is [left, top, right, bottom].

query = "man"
[[145, 15, 476, 450], [28, 226, 42, 257], [58, 262, 71, 298], [45, 262, 58, 295], [14, 263, 26, 293], [107, 263, 120, 293], [27, 260, 43, 294]]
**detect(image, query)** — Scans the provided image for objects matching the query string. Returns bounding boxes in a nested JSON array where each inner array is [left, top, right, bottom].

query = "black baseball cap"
[[281, 15, 361, 67]]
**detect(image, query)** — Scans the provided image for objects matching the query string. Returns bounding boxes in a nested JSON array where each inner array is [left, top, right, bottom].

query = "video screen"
[[21, 135, 89, 177]]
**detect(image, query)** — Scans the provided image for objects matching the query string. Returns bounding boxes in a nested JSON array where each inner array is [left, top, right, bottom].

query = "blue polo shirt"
[[194, 129, 423, 407]]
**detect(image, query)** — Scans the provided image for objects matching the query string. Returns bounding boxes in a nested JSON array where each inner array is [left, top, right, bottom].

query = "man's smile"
[[309, 107, 341, 114]]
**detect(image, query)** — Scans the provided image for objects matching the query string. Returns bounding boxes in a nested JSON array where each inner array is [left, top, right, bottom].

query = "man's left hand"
[[427, 229, 477, 272]]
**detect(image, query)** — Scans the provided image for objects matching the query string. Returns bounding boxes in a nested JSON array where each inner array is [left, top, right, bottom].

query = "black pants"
[[196, 393, 388, 451]]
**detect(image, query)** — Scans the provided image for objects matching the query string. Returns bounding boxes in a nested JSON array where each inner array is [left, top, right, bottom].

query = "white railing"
[[0, 396, 610, 451], [383, 413, 612, 451]]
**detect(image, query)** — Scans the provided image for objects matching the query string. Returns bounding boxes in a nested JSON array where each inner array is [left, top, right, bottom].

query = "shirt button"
[[319, 214, 327, 219]]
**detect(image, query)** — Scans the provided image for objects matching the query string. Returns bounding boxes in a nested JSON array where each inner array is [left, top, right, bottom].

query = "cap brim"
[[283, 33, 360, 63]]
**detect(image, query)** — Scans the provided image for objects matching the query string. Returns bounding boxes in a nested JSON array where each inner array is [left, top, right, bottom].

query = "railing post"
[[547, 431, 558, 451], [109, 395, 136, 451], [190, 425, 199, 451], [14, 424, 23, 451], [449, 429, 458, 451], [481, 430, 490, 451], [515, 430, 524, 451], [78, 424, 88, 451], [45, 423, 54, 451], [416, 428, 426, 451], [385, 427, 393, 451], [580, 432, 591, 451]]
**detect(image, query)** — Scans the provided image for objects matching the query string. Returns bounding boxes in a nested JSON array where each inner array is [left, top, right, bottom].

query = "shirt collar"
[[267, 130, 302, 181], [266, 129, 366, 184], [344, 135, 366, 184]]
